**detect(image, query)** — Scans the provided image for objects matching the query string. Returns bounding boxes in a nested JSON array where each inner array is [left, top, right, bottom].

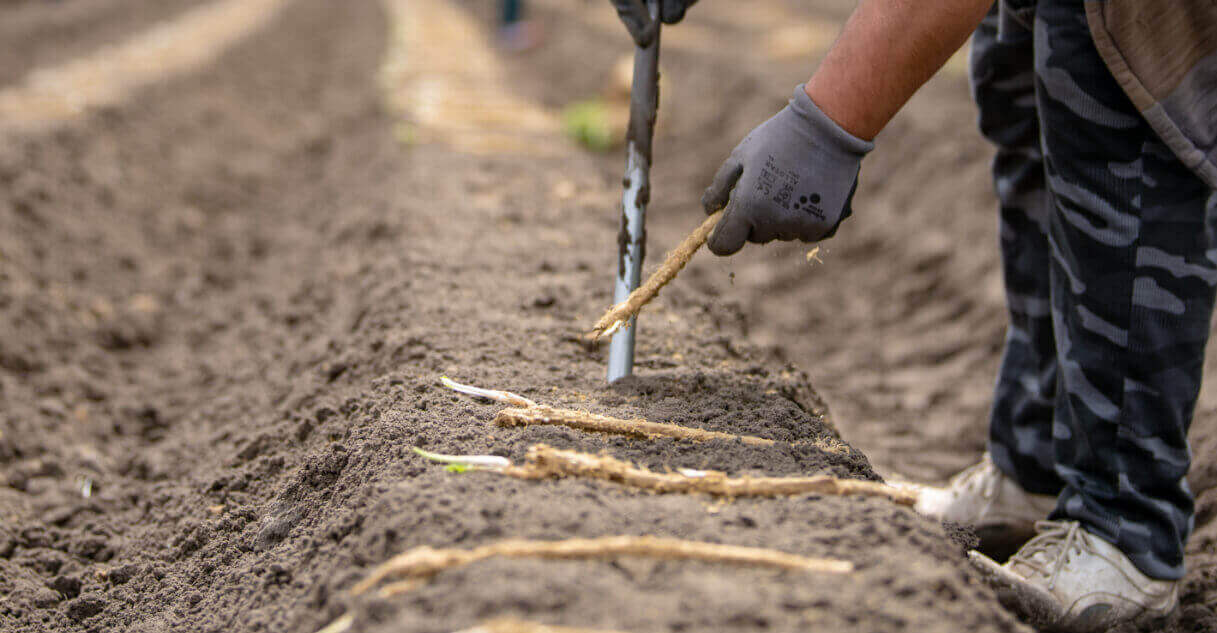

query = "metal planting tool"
[[607, 0, 661, 383]]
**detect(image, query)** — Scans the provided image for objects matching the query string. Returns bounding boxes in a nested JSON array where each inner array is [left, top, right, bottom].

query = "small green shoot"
[[561, 99, 615, 152], [412, 446, 511, 471]]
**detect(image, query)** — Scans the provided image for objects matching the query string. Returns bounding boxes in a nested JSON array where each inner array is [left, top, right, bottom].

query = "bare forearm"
[[805, 0, 992, 140]]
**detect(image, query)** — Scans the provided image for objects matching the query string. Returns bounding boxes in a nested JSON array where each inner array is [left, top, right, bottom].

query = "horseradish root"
[[494, 405, 776, 446], [351, 535, 852, 595], [441, 377, 775, 446], [504, 445, 915, 505], [587, 211, 722, 341]]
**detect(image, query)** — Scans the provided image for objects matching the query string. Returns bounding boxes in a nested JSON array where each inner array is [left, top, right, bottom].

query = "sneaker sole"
[[966, 551, 1180, 633], [967, 551, 1064, 629]]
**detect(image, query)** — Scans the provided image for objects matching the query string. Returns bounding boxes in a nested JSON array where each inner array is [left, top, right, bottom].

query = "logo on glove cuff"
[[793, 193, 824, 220]]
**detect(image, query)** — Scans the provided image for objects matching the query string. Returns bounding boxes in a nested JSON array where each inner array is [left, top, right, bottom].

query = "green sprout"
[[561, 99, 615, 152], [412, 446, 511, 472]]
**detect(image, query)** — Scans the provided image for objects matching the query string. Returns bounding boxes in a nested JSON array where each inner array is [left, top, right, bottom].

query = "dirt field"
[[0, 1, 1213, 632], [0, 0, 210, 86]]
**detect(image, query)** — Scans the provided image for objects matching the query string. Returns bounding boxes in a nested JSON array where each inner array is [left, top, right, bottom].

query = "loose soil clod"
[[587, 211, 722, 341], [350, 535, 853, 597], [494, 405, 777, 446], [503, 444, 916, 504]]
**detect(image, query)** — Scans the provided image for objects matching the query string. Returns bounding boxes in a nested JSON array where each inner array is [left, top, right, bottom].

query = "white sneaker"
[[969, 520, 1179, 632], [911, 453, 1057, 548]]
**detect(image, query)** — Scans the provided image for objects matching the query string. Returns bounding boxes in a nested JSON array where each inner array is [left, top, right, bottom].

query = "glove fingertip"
[[706, 236, 740, 257], [662, 0, 697, 23], [702, 162, 742, 215], [700, 188, 721, 214], [707, 208, 748, 256]]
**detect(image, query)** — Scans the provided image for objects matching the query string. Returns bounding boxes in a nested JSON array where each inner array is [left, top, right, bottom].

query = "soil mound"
[[0, 1, 1209, 632]]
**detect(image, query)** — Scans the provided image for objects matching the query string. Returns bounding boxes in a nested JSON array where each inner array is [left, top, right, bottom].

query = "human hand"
[[609, 0, 697, 47], [701, 85, 873, 256]]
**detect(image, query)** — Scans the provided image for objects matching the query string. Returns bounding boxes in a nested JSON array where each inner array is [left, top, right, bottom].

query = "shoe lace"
[[1007, 520, 1085, 590]]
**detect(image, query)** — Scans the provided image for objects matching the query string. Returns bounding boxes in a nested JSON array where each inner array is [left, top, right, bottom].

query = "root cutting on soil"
[[506, 444, 916, 504], [495, 405, 776, 446], [412, 444, 913, 504], [318, 616, 626, 633], [454, 619, 631, 633], [442, 376, 537, 407], [587, 210, 722, 341], [350, 535, 853, 596], [441, 377, 776, 445]]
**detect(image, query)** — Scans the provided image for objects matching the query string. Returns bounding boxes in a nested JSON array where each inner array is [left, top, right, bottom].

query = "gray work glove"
[[701, 85, 873, 256], [610, 0, 697, 47]]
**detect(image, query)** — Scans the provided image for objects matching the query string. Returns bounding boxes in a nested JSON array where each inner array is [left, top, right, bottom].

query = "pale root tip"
[[824, 560, 855, 573], [315, 614, 354, 633], [601, 319, 626, 338], [439, 376, 537, 407]]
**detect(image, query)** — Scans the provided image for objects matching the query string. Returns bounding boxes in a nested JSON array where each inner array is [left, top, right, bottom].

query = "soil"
[[0, 0, 210, 86], [0, 2, 1212, 633]]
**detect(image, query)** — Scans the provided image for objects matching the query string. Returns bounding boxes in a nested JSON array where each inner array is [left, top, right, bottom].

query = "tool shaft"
[[608, 0, 660, 384]]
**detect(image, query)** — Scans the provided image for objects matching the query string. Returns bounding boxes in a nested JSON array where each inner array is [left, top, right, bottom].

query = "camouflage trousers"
[[973, 0, 1217, 580]]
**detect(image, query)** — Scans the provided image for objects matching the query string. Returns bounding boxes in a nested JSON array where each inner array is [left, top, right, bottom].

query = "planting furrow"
[[0, 0, 292, 134]]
